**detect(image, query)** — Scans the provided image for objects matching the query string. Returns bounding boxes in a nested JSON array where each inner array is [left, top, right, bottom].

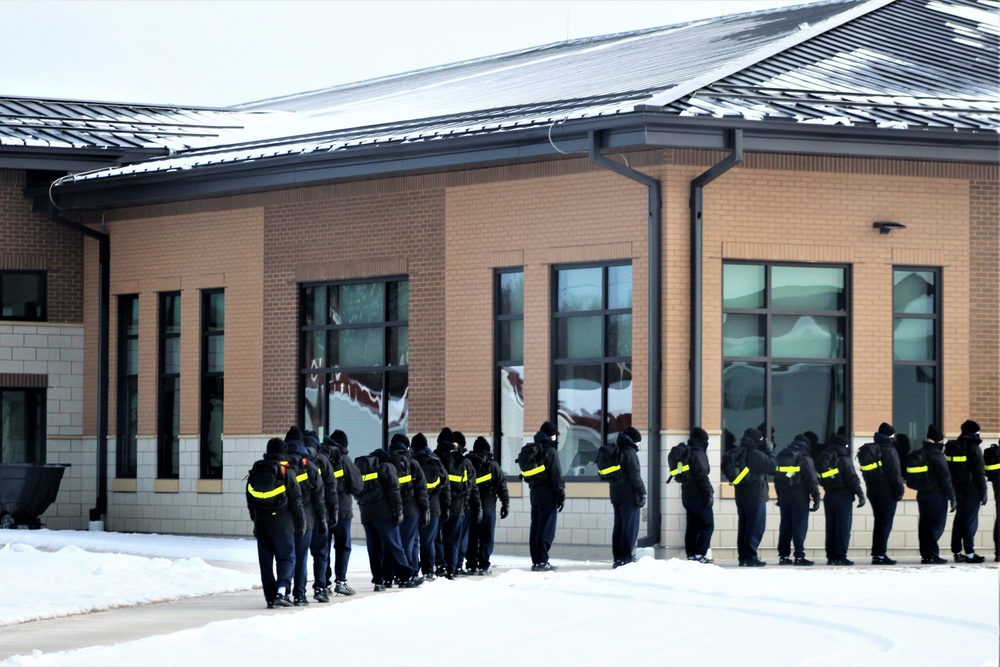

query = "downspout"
[[587, 130, 662, 549], [49, 208, 110, 524], [690, 129, 743, 428]]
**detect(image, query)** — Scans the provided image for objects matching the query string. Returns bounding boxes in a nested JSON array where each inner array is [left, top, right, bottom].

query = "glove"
[[329, 514, 338, 530], [295, 527, 306, 539], [706, 495, 714, 509], [949, 498, 957, 513], [421, 510, 430, 527], [500, 505, 509, 520], [475, 507, 483, 524], [318, 520, 328, 536], [811, 499, 820, 513], [441, 507, 451, 522], [857, 495, 866, 509], [392, 512, 402, 527], [775, 500, 781, 508], [637, 495, 646, 509], [557, 502, 564, 513], [982, 492, 989, 507]]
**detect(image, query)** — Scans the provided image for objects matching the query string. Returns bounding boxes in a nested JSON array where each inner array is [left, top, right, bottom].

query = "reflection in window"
[[553, 262, 632, 477], [892, 268, 939, 440], [116, 295, 139, 478], [0, 271, 46, 322], [300, 278, 408, 448], [158, 292, 181, 479], [0, 389, 45, 463], [722, 263, 848, 454], [495, 269, 524, 473], [200, 290, 224, 479]]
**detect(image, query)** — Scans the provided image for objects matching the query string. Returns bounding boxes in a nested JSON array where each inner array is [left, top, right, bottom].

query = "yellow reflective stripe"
[[985, 462, 1000, 471], [522, 464, 546, 477], [426, 476, 441, 489], [906, 466, 929, 474], [398, 474, 412, 484], [731, 466, 750, 485], [248, 483, 287, 499], [334, 468, 344, 478], [820, 467, 840, 479], [476, 472, 493, 484], [669, 463, 690, 477], [448, 474, 463, 483], [860, 461, 882, 472], [362, 472, 378, 482], [777, 465, 800, 475], [599, 465, 622, 476], [296, 471, 309, 483], [946, 455, 968, 463], [464, 470, 469, 482]]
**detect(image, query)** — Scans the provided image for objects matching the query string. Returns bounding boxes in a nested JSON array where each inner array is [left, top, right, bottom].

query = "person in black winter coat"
[[817, 434, 866, 565], [356, 447, 417, 590], [861, 422, 905, 565], [527, 420, 566, 571], [949, 419, 989, 563], [323, 429, 362, 596], [732, 428, 777, 566], [774, 434, 821, 566], [246, 437, 305, 608], [435, 427, 481, 578], [284, 426, 327, 605], [914, 425, 957, 564], [454, 431, 481, 575], [607, 427, 646, 568], [985, 440, 1000, 562], [411, 432, 450, 579], [465, 436, 510, 574], [388, 434, 429, 584], [302, 430, 338, 602], [680, 427, 714, 563]]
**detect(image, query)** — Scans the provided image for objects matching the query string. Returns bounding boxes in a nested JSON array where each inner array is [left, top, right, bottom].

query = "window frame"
[[116, 294, 139, 478], [200, 289, 224, 480], [0, 270, 47, 322], [891, 266, 941, 440], [0, 387, 46, 464]]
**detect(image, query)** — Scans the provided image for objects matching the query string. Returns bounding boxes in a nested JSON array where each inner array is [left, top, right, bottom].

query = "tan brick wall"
[[969, 179, 999, 432]]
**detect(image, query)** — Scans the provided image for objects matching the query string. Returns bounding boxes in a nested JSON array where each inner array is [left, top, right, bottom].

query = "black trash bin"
[[0, 463, 70, 529]]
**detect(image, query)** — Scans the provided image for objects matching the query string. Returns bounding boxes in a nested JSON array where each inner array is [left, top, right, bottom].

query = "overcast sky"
[[3, 0, 807, 107]]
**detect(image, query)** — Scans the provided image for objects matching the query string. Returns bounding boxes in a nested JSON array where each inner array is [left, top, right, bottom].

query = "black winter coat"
[[918, 441, 956, 501], [608, 434, 646, 507], [773, 442, 821, 505], [442, 449, 481, 518], [948, 434, 988, 502], [823, 447, 865, 501], [680, 437, 714, 507], [528, 442, 566, 507], [247, 453, 306, 537], [733, 437, 777, 505], [356, 449, 403, 524], [413, 446, 451, 518], [391, 450, 430, 518], [310, 450, 339, 527], [860, 436, 905, 500], [467, 451, 510, 513], [326, 443, 362, 521], [286, 441, 327, 532]]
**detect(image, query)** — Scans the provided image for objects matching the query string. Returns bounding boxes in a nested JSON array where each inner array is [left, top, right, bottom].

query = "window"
[[116, 295, 139, 478], [0, 389, 45, 463], [200, 290, 224, 479], [494, 269, 524, 473], [0, 271, 46, 322], [722, 262, 848, 453], [300, 278, 408, 448], [551, 262, 632, 477], [892, 268, 940, 441], [158, 292, 181, 479]]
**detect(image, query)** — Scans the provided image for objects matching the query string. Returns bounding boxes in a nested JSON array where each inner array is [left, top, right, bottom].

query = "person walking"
[[908, 424, 956, 564], [388, 433, 429, 584], [984, 439, 999, 562], [948, 420, 989, 563], [322, 429, 362, 596], [411, 432, 450, 580], [525, 421, 565, 572], [816, 434, 865, 565], [355, 446, 418, 590], [859, 423, 905, 565], [774, 434, 821, 566], [246, 437, 305, 609], [436, 427, 481, 578], [302, 430, 338, 602], [724, 428, 776, 566], [606, 427, 646, 568], [453, 431, 481, 576], [465, 436, 510, 575], [284, 427, 327, 606], [680, 427, 714, 564]]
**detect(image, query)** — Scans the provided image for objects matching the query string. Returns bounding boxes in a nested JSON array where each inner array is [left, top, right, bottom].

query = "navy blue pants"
[[434, 515, 446, 570], [467, 511, 497, 570], [824, 490, 853, 560], [993, 494, 999, 559], [682, 498, 714, 558], [459, 505, 474, 566], [419, 514, 440, 575], [950, 493, 982, 555], [868, 492, 897, 557], [529, 503, 558, 565], [917, 490, 948, 559], [611, 500, 641, 562], [310, 526, 331, 590], [441, 512, 465, 574], [255, 529, 295, 604], [292, 527, 313, 598], [736, 501, 766, 562], [329, 516, 352, 583], [362, 518, 414, 585], [399, 513, 420, 574], [777, 499, 810, 559]]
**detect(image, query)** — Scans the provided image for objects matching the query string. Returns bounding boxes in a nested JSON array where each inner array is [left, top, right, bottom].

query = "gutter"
[[48, 208, 110, 525], [587, 130, 662, 549], [689, 129, 743, 428]]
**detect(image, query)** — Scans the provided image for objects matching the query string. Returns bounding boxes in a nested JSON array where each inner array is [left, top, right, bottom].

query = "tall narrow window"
[[0, 271, 46, 322], [722, 262, 849, 454], [200, 290, 224, 479], [158, 292, 181, 479], [0, 388, 45, 463], [892, 267, 940, 440], [116, 295, 139, 478], [300, 277, 408, 448], [552, 262, 632, 477], [494, 269, 524, 473]]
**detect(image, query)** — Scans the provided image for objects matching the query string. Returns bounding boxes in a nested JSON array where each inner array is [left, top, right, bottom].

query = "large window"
[[300, 278, 408, 448], [158, 292, 181, 479], [892, 267, 940, 441], [494, 269, 524, 473], [0, 271, 46, 322], [722, 262, 848, 453], [552, 262, 632, 477], [116, 295, 139, 478], [200, 290, 224, 479], [0, 388, 45, 463]]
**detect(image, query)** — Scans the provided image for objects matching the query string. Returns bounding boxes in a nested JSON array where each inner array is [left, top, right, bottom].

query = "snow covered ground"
[[1, 528, 997, 667]]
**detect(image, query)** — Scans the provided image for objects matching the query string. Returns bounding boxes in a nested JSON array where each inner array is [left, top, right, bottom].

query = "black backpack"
[[421, 454, 448, 498], [944, 439, 972, 487], [246, 459, 290, 514], [815, 448, 844, 489], [983, 444, 1000, 484], [667, 442, 691, 483], [355, 455, 386, 505], [721, 446, 749, 486], [904, 448, 934, 491], [856, 442, 884, 481], [517, 440, 548, 485], [596, 441, 623, 482], [774, 447, 803, 486]]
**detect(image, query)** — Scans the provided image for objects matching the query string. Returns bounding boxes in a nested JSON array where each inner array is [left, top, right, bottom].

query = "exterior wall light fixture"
[[873, 221, 907, 234]]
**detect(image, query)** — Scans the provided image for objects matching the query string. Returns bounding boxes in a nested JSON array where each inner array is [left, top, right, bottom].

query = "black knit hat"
[[690, 427, 708, 442], [540, 421, 558, 439], [473, 436, 491, 455], [411, 432, 428, 449], [828, 434, 848, 448], [624, 427, 642, 444], [926, 424, 944, 442], [877, 422, 895, 437], [266, 437, 287, 455], [961, 419, 980, 435], [437, 427, 455, 446], [743, 428, 763, 442], [389, 433, 409, 452], [454, 431, 467, 451], [329, 429, 348, 451], [285, 425, 303, 443]]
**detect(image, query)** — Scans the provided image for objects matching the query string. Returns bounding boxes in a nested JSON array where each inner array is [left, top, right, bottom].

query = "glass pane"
[[772, 363, 845, 447], [722, 361, 765, 455], [1, 391, 30, 463], [893, 318, 935, 361], [499, 365, 524, 474], [606, 361, 632, 442], [388, 281, 409, 321], [771, 266, 844, 311], [303, 285, 327, 326], [332, 283, 384, 324], [893, 270, 935, 314], [498, 319, 523, 362], [499, 272, 524, 316], [207, 336, 225, 373], [163, 337, 180, 375], [772, 315, 845, 359], [125, 339, 139, 375], [723, 264, 765, 309], [160, 378, 180, 478], [608, 265, 632, 310], [303, 371, 324, 435], [303, 330, 326, 371], [387, 371, 408, 444], [607, 314, 632, 357], [723, 313, 765, 357], [557, 267, 602, 312], [893, 365, 935, 442], [118, 378, 138, 477], [556, 364, 602, 477], [329, 372, 384, 452], [162, 294, 181, 332], [206, 292, 225, 330], [2, 273, 42, 319], [334, 328, 383, 367], [202, 376, 224, 479], [388, 326, 408, 366], [556, 315, 602, 359], [123, 296, 139, 333]]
